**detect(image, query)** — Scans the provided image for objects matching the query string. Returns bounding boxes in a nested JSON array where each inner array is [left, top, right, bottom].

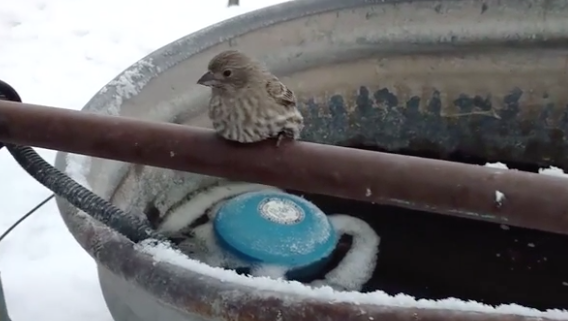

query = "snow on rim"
[[138, 239, 568, 319]]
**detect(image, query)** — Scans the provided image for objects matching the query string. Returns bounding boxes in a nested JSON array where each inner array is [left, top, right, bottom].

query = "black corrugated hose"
[[0, 79, 180, 321], [0, 79, 166, 244]]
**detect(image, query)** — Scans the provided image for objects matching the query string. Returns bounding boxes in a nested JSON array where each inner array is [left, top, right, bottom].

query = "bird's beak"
[[197, 71, 215, 87]]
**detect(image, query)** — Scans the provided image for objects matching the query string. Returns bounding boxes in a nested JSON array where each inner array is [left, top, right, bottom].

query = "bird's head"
[[197, 50, 263, 90]]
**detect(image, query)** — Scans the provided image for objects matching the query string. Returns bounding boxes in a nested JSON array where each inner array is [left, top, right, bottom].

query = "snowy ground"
[[3, 1, 568, 320], [0, 1, 289, 320]]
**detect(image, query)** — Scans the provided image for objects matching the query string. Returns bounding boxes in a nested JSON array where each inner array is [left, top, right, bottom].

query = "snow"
[[2, 0, 568, 319], [140, 239, 568, 319], [484, 162, 510, 169], [539, 165, 568, 178], [0, 1, 290, 320], [494, 190, 505, 205], [485, 162, 568, 179]]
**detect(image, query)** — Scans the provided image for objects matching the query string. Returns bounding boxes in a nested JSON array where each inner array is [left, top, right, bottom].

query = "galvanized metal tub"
[[54, 0, 568, 320]]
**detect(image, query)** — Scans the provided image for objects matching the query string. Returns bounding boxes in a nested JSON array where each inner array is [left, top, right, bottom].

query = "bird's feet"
[[275, 133, 285, 147], [275, 128, 296, 147]]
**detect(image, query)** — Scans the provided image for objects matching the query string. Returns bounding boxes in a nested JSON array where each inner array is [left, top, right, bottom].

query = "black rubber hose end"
[[0, 79, 23, 150], [0, 78, 164, 243]]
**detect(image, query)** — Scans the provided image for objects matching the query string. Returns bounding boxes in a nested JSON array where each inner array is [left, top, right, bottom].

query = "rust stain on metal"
[[283, 48, 568, 176]]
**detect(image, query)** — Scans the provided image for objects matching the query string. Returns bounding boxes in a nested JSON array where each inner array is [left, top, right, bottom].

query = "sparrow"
[[197, 50, 304, 147]]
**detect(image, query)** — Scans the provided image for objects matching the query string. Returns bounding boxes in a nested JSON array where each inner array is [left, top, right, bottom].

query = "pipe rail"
[[0, 100, 568, 235]]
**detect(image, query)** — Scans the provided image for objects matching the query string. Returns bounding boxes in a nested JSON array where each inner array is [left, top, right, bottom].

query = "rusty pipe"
[[0, 100, 567, 235]]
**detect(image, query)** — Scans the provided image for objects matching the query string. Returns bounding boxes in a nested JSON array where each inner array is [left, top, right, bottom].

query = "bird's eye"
[[222, 70, 232, 77]]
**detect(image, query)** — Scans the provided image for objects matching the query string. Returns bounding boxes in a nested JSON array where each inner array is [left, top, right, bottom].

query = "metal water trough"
[[46, 0, 568, 320]]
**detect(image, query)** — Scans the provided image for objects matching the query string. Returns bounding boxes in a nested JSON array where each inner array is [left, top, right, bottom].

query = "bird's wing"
[[265, 76, 296, 108]]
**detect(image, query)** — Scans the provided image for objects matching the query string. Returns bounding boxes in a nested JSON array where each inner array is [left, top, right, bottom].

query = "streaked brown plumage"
[[196, 50, 304, 146]]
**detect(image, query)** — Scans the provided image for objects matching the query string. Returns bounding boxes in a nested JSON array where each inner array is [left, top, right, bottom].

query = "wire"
[[0, 194, 55, 243]]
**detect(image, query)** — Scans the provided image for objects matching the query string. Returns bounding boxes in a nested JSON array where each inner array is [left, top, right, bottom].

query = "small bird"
[[196, 50, 304, 147]]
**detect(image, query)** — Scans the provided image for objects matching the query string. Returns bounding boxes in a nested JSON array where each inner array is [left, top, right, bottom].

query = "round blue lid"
[[213, 191, 337, 268]]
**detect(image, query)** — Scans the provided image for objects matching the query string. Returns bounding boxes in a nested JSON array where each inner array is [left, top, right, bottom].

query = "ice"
[[159, 181, 281, 269], [102, 59, 158, 116], [179, 222, 245, 269], [316, 214, 379, 291], [158, 181, 282, 235], [0, 1, 292, 320]]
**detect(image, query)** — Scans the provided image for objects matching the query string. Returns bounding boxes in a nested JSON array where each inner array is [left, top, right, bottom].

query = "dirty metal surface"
[[50, 0, 568, 320], [290, 50, 568, 170]]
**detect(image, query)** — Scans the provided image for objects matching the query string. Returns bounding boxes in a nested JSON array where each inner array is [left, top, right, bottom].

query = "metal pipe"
[[1, 100, 567, 235]]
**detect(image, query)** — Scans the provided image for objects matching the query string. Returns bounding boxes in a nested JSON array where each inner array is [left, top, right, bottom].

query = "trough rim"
[[54, 0, 568, 320]]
